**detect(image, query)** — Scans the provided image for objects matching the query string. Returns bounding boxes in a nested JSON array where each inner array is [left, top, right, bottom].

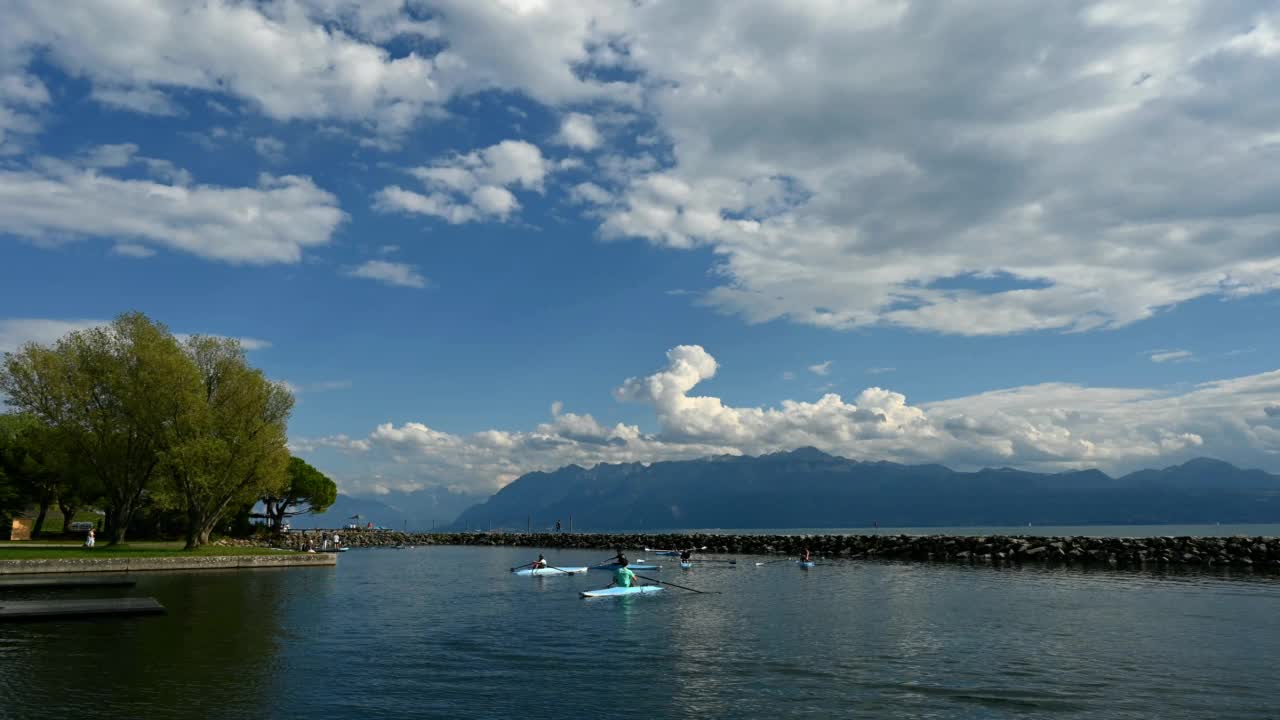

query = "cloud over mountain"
[[296, 345, 1280, 497]]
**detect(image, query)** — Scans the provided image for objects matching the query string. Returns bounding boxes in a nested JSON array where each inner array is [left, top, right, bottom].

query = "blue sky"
[[3, 1, 1280, 499]]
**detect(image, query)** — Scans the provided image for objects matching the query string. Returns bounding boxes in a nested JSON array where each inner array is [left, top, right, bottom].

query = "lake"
[[2, 544, 1278, 719]]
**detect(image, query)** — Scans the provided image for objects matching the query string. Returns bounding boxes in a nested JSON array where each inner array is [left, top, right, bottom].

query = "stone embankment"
[[275, 530, 1280, 570]]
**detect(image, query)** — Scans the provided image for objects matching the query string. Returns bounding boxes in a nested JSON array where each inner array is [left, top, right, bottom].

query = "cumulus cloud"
[[485, 1, 1280, 337], [346, 260, 428, 288], [556, 112, 601, 150], [374, 140, 549, 223], [2, 1, 445, 135], [0, 148, 344, 263], [569, 181, 612, 206], [296, 345, 1280, 497], [808, 361, 832, 376]]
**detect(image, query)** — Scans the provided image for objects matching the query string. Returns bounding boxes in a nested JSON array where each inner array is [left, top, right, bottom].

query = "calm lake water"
[[2, 545, 1279, 719]]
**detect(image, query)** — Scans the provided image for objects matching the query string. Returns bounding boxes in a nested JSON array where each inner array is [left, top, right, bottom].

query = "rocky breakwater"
[[270, 530, 1280, 570]]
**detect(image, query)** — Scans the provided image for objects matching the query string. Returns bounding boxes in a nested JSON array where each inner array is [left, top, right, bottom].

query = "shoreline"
[[0, 552, 336, 575], [275, 530, 1280, 570]]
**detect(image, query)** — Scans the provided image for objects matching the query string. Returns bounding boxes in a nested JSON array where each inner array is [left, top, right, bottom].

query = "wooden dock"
[[0, 597, 165, 621], [0, 577, 137, 591]]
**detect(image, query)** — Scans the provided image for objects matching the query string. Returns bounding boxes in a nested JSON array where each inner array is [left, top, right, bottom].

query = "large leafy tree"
[[162, 336, 293, 549], [0, 312, 198, 544], [261, 456, 337, 532], [0, 416, 35, 533], [0, 414, 53, 536]]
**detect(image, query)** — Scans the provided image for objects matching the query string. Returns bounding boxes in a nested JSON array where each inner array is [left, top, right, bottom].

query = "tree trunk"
[[108, 503, 131, 544], [184, 507, 204, 550], [31, 499, 50, 540], [58, 499, 79, 534]]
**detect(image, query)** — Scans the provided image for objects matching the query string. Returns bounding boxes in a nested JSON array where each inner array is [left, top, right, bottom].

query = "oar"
[[697, 558, 737, 565], [754, 557, 796, 566], [634, 574, 718, 594], [510, 560, 536, 571]]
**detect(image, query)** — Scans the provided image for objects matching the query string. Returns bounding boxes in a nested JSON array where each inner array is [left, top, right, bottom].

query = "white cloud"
[[294, 344, 1280, 497], [82, 143, 138, 168], [481, 1, 1280, 337], [346, 260, 427, 288], [569, 181, 612, 206], [4, 1, 445, 135], [91, 87, 182, 116], [1149, 349, 1194, 363], [375, 139, 549, 223], [556, 112, 601, 150], [112, 243, 156, 259], [1, 319, 270, 353], [253, 137, 287, 163], [0, 148, 344, 264], [808, 361, 832, 376], [0, 319, 103, 353]]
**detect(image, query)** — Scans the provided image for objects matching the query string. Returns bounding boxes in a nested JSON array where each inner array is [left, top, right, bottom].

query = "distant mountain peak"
[[774, 446, 835, 461], [1172, 457, 1235, 471]]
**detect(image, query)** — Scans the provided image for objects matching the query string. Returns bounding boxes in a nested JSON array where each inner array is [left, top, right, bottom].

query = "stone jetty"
[[272, 530, 1280, 570]]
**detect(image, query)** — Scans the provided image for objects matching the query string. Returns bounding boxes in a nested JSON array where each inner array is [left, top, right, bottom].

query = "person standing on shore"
[[85, 529, 95, 548], [333, 532, 340, 549]]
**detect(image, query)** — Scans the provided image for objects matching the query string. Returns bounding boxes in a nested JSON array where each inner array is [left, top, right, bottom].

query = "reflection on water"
[[0, 568, 303, 719], [2, 546, 1278, 719]]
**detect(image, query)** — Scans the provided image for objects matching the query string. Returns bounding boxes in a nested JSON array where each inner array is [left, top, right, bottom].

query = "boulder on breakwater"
[[268, 530, 1280, 570]]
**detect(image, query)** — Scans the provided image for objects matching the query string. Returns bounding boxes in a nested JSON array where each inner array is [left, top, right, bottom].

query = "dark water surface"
[[2, 546, 1278, 719]]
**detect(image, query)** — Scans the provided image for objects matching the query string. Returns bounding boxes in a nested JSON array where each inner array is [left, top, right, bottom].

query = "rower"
[[800, 547, 812, 563], [608, 557, 638, 589], [679, 548, 693, 562], [611, 547, 627, 566], [532, 554, 547, 570]]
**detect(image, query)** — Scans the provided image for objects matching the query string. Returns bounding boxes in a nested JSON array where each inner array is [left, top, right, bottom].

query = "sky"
[[2, 1, 1279, 500]]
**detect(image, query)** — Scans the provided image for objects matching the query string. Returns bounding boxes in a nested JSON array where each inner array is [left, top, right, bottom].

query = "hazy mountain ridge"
[[287, 487, 483, 531], [448, 449, 1280, 531]]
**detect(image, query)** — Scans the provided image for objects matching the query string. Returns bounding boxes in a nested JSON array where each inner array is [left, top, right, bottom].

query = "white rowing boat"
[[511, 566, 588, 576], [580, 585, 663, 598]]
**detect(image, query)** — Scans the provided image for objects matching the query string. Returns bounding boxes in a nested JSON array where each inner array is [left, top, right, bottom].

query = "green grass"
[[0, 541, 286, 560]]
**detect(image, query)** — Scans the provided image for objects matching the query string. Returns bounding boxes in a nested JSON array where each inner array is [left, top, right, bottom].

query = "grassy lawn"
[[0, 541, 285, 560]]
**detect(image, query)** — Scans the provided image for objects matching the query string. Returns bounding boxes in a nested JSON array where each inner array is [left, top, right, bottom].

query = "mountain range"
[[286, 486, 482, 532], [447, 449, 1280, 531]]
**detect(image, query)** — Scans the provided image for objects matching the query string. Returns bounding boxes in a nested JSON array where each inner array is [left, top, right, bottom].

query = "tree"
[[0, 413, 93, 538], [161, 335, 293, 549], [261, 456, 337, 532], [0, 312, 198, 544]]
